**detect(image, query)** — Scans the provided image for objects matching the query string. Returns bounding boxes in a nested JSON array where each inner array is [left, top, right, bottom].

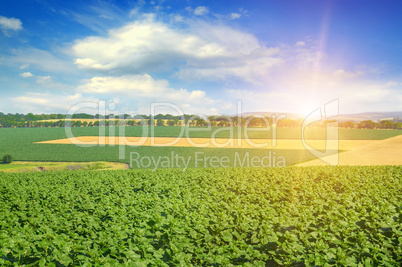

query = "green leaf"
[[221, 231, 233, 243]]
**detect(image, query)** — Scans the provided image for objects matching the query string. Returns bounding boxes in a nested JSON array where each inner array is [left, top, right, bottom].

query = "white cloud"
[[36, 76, 73, 90], [173, 15, 184, 22], [66, 1, 130, 33], [129, 8, 139, 18], [230, 13, 241, 20], [20, 72, 34, 78], [226, 69, 401, 114], [15, 95, 49, 105], [78, 74, 169, 95], [72, 16, 235, 72], [77, 74, 229, 114], [19, 63, 29, 70], [10, 92, 97, 114], [386, 81, 399, 87], [5, 48, 76, 74], [71, 16, 284, 85], [0, 16, 22, 34], [194, 6, 209, 16], [6, 11, 391, 115], [333, 69, 363, 79], [10, 73, 229, 116], [99, 14, 113, 20]]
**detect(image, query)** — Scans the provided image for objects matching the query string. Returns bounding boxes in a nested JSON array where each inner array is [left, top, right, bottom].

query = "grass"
[[0, 161, 127, 173]]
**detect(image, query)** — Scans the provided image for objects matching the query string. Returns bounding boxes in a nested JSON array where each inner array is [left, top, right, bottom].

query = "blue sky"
[[1, 0, 402, 116]]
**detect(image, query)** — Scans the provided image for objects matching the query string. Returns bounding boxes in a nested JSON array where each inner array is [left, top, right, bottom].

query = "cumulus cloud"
[[8, 11, 389, 115], [72, 15, 236, 73], [0, 15, 22, 35], [194, 6, 209, 16], [19, 72, 33, 78], [76, 74, 228, 114], [71, 15, 286, 85]]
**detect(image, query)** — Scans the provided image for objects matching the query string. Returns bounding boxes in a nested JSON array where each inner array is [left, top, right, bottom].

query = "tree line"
[[0, 112, 401, 129]]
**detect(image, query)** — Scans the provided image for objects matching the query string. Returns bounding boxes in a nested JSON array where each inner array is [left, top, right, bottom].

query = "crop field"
[[37, 136, 374, 151], [299, 135, 402, 166], [0, 127, 330, 168], [1, 126, 401, 167], [0, 166, 401, 266], [1, 126, 402, 266]]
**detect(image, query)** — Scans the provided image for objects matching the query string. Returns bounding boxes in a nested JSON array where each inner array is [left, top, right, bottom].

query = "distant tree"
[[339, 121, 356, 129], [57, 120, 65, 127], [73, 121, 82, 127], [167, 120, 175, 126], [26, 113, 36, 121], [246, 117, 269, 127], [214, 116, 232, 127], [157, 118, 165, 126], [2, 154, 13, 164], [155, 114, 164, 120], [196, 118, 207, 126], [277, 118, 300, 128], [378, 120, 395, 129], [357, 120, 376, 129]]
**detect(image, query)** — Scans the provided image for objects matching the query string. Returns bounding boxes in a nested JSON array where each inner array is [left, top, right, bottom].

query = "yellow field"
[[36, 136, 374, 150], [297, 135, 402, 166], [37, 135, 402, 165]]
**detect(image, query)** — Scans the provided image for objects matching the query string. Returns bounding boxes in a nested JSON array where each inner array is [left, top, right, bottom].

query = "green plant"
[[2, 154, 13, 164], [0, 166, 401, 265]]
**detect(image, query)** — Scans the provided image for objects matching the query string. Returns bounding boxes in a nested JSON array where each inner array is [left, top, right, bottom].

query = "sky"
[[0, 0, 402, 116]]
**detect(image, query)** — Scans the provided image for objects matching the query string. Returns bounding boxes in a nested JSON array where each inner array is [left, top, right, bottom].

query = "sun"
[[294, 98, 318, 117]]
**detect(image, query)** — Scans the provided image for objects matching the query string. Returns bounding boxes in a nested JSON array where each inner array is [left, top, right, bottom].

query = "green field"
[[0, 161, 126, 173], [0, 166, 401, 266], [1, 127, 401, 265], [0, 127, 400, 168]]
